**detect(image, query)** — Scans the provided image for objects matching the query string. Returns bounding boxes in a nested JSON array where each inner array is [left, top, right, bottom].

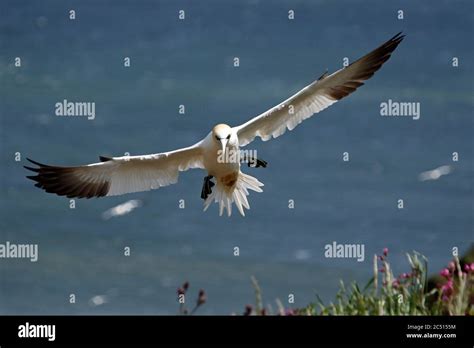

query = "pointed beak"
[[220, 139, 228, 156]]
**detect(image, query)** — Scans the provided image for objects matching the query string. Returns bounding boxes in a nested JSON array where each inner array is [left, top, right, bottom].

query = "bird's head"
[[212, 124, 232, 155]]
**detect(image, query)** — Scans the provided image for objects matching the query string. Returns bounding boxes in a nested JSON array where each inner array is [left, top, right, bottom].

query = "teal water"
[[0, 0, 473, 314]]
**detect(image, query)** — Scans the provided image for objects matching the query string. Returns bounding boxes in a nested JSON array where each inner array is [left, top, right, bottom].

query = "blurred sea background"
[[0, 0, 472, 314]]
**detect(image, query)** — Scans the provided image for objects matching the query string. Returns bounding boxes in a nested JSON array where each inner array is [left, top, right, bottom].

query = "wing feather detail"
[[25, 143, 204, 198], [235, 33, 404, 146]]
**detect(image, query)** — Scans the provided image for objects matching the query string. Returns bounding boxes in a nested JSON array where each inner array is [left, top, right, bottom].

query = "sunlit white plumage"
[[25, 33, 404, 216]]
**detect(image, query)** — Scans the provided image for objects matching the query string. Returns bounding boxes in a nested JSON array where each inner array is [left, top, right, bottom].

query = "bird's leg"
[[241, 154, 268, 168], [200, 175, 215, 200]]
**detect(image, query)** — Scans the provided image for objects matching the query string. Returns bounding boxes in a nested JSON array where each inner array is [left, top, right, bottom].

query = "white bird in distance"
[[102, 199, 143, 220], [25, 33, 404, 216], [418, 165, 452, 182]]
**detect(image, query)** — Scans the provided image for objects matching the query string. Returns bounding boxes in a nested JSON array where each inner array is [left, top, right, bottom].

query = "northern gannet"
[[25, 33, 404, 216]]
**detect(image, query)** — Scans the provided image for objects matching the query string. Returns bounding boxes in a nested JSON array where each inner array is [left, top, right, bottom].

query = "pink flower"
[[463, 264, 471, 273], [448, 261, 455, 272], [383, 248, 389, 256], [379, 267, 385, 273], [442, 280, 454, 297], [401, 273, 409, 279], [392, 280, 400, 288], [446, 279, 453, 288], [440, 268, 450, 278]]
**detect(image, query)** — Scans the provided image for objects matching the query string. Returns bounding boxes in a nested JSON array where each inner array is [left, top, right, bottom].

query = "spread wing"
[[25, 143, 204, 198], [235, 32, 405, 146]]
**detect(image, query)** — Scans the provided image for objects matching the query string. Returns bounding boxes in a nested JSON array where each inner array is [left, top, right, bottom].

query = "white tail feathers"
[[203, 171, 263, 216]]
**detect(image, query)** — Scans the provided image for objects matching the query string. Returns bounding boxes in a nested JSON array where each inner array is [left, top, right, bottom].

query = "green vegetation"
[[177, 248, 473, 315], [248, 249, 473, 316], [303, 250, 473, 316]]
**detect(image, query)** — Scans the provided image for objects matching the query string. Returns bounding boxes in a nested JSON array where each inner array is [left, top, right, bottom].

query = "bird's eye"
[[215, 135, 220, 141], [226, 134, 231, 140]]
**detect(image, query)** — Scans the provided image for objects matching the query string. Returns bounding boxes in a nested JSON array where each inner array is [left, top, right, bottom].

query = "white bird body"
[[201, 127, 240, 178], [25, 33, 404, 216], [199, 124, 264, 216]]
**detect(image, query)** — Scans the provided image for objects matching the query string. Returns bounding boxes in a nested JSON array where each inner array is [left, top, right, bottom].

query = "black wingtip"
[[24, 166, 40, 173], [26, 175, 41, 183], [391, 32, 405, 43], [99, 156, 113, 162], [26, 158, 50, 167]]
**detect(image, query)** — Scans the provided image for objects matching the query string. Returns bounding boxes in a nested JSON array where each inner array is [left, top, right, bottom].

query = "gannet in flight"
[[25, 33, 404, 216]]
